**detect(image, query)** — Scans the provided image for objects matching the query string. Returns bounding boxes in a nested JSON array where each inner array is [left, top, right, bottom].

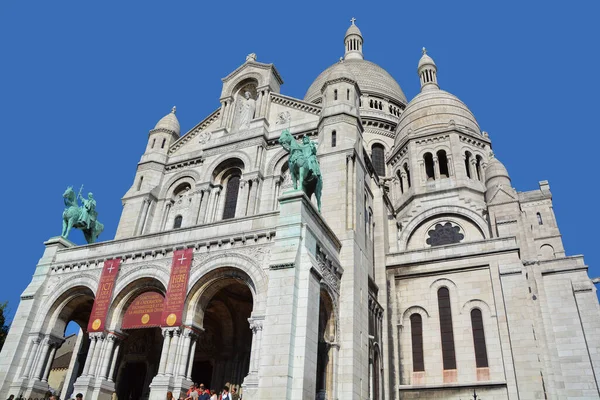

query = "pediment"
[[168, 108, 221, 157], [488, 186, 517, 204], [221, 58, 284, 99]]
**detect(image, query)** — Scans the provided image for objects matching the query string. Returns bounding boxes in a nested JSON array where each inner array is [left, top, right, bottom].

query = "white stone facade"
[[0, 21, 598, 400]]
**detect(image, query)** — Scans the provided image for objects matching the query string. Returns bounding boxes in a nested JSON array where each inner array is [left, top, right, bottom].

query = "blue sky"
[[0, 1, 599, 321]]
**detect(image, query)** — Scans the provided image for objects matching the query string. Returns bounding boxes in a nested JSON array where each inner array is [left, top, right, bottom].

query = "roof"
[[304, 59, 407, 105]]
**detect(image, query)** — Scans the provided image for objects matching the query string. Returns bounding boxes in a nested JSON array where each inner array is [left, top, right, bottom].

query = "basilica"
[[0, 20, 598, 400]]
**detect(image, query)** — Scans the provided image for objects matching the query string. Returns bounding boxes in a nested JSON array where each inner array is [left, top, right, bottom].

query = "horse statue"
[[279, 129, 323, 212], [61, 186, 104, 244]]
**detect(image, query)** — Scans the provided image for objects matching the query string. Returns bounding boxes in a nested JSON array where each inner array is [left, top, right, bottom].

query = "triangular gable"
[[168, 108, 221, 156], [222, 60, 283, 85], [488, 186, 517, 204]]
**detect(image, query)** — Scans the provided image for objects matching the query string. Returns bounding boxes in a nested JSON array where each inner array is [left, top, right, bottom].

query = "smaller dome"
[[322, 60, 357, 89], [345, 23, 362, 38], [485, 156, 510, 186], [395, 90, 480, 143], [418, 49, 435, 70], [154, 106, 180, 136]]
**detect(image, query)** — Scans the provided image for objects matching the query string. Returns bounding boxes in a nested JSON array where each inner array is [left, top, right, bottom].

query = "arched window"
[[378, 101, 382, 110], [404, 163, 411, 188], [222, 175, 241, 220], [438, 287, 456, 370], [151, 138, 156, 148], [476, 155, 483, 181], [161, 138, 166, 149], [370, 99, 373, 108], [437, 150, 449, 178], [331, 130, 337, 148], [537, 212, 543, 225], [347, 89, 350, 100], [465, 151, 472, 179], [410, 314, 425, 372], [371, 144, 386, 177], [424, 153, 435, 181], [137, 176, 143, 191], [334, 89, 338, 101], [470, 309, 488, 368], [173, 215, 183, 229]]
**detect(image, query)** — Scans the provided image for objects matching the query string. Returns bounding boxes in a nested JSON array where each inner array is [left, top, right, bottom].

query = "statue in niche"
[[238, 91, 256, 129]]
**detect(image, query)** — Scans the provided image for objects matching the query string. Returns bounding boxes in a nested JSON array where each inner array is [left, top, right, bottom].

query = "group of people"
[[166, 383, 239, 400]]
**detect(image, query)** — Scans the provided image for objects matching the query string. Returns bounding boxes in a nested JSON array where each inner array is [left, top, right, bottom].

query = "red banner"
[[87, 258, 121, 332], [161, 248, 193, 327], [122, 291, 164, 329]]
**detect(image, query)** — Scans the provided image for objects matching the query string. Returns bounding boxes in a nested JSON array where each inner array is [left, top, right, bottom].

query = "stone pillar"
[[235, 180, 249, 218], [447, 155, 454, 177], [469, 158, 478, 180], [108, 341, 121, 382], [433, 156, 440, 180], [196, 189, 209, 224], [161, 201, 173, 230], [22, 336, 41, 378], [186, 336, 197, 380], [272, 178, 281, 211], [480, 162, 487, 182], [220, 100, 228, 128], [256, 91, 263, 117], [418, 160, 425, 183], [81, 335, 97, 376], [41, 344, 58, 382], [247, 178, 259, 216], [33, 338, 51, 380], [248, 318, 264, 373], [89, 333, 105, 377], [166, 328, 181, 376], [331, 343, 340, 400], [137, 198, 151, 235], [99, 334, 117, 379], [158, 329, 172, 375], [177, 329, 193, 377], [215, 186, 227, 221]]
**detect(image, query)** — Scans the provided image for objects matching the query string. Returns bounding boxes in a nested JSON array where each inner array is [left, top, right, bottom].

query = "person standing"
[[230, 388, 239, 400], [185, 385, 198, 400], [219, 386, 230, 400]]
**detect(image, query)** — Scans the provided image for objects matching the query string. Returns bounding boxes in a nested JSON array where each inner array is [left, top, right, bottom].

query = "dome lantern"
[[344, 17, 364, 61], [418, 47, 439, 92]]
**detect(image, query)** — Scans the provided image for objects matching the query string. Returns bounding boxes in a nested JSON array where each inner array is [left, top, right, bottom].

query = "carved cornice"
[[269, 262, 295, 270], [459, 135, 487, 149], [270, 93, 321, 116], [316, 244, 343, 295]]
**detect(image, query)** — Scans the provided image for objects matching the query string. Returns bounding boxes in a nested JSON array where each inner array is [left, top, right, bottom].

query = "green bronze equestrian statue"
[[61, 186, 104, 243], [279, 129, 323, 212]]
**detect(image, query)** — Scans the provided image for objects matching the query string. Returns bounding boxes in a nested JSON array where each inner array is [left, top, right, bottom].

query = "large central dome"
[[304, 20, 407, 106], [304, 59, 407, 105]]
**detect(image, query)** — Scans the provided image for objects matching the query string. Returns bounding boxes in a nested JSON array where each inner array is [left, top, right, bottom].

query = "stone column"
[[22, 336, 41, 378], [433, 156, 440, 180], [33, 338, 51, 380], [166, 328, 181, 376], [447, 155, 454, 177], [177, 329, 193, 377], [215, 186, 227, 221], [220, 100, 228, 128], [100, 334, 118, 379], [246, 179, 258, 216], [196, 189, 209, 224], [108, 341, 121, 381], [158, 329, 172, 375], [235, 180, 249, 218], [248, 318, 264, 373], [161, 201, 173, 230], [418, 160, 425, 183], [89, 333, 105, 377], [41, 343, 58, 382], [469, 158, 478, 180], [261, 90, 271, 117], [186, 336, 198, 380], [331, 343, 340, 400], [81, 335, 97, 376], [272, 178, 281, 211], [137, 198, 151, 235], [256, 91, 263, 117]]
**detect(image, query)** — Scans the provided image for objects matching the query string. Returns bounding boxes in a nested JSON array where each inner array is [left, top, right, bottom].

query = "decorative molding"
[[270, 93, 321, 115], [165, 156, 204, 172], [414, 134, 450, 145], [269, 262, 295, 270], [459, 135, 487, 149], [315, 244, 342, 294]]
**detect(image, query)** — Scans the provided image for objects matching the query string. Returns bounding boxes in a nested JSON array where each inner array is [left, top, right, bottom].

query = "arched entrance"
[[190, 278, 253, 393], [113, 290, 166, 400], [315, 289, 337, 400], [31, 286, 95, 400]]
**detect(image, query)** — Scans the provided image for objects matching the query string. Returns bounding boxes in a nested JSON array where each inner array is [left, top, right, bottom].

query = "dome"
[[345, 23, 362, 38], [394, 89, 480, 144], [305, 59, 407, 105], [485, 156, 511, 186], [418, 53, 435, 70], [153, 107, 180, 136]]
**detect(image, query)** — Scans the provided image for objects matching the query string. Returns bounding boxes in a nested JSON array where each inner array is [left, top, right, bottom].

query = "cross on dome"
[[171, 106, 176, 114], [422, 47, 427, 55], [350, 17, 356, 25]]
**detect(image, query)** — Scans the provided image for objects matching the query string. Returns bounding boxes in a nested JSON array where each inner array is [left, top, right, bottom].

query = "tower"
[[115, 107, 181, 239]]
